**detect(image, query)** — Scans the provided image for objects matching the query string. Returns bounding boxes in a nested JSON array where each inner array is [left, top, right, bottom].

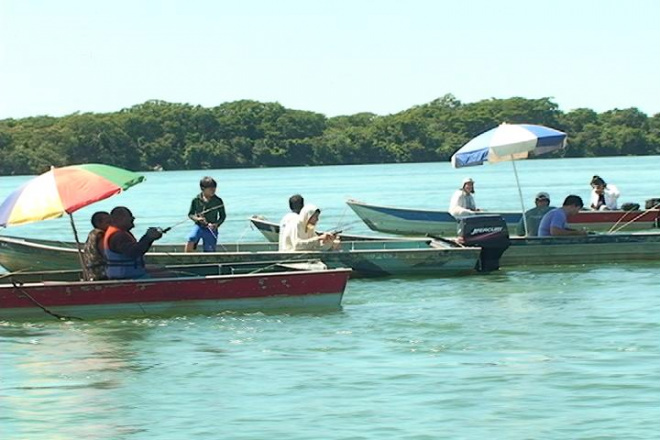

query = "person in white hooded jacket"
[[589, 175, 620, 210], [279, 204, 336, 252]]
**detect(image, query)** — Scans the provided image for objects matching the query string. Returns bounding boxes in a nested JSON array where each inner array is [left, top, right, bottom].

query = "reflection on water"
[[1, 321, 159, 439]]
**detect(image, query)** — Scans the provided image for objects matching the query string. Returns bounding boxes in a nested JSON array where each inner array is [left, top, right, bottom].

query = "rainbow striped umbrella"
[[0, 164, 145, 227], [0, 164, 145, 276]]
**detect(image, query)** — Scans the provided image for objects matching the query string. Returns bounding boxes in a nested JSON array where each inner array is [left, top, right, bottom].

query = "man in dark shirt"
[[184, 176, 226, 252]]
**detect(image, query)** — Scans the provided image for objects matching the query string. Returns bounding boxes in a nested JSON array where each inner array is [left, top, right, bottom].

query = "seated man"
[[82, 211, 111, 281], [538, 195, 587, 237], [103, 206, 163, 279], [280, 204, 336, 252], [516, 192, 553, 237]]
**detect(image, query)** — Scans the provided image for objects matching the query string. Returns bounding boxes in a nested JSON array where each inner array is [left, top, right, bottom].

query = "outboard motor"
[[457, 215, 510, 272]]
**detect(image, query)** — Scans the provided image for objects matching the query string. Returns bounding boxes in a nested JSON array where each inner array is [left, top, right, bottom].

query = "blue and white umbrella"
[[450, 123, 567, 235], [451, 123, 567, 168]]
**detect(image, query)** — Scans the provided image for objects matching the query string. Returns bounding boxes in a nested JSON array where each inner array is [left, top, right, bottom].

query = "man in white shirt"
[[449, 177, 480, 218], [278, 194, 304, 250]]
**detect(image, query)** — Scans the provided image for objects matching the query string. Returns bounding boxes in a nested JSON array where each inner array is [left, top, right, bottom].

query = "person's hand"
[[207, 223, 217, 231], [146, 227, 163, 240], [319, 233, 335, 244]]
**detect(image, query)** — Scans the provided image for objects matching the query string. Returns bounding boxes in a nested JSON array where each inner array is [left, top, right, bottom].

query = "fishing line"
[[206, 225, 228, 252]]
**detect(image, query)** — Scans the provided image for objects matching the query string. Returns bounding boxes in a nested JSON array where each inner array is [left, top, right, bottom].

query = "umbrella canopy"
[[451, 123, 567, 168], [0, 164, 145, 227]]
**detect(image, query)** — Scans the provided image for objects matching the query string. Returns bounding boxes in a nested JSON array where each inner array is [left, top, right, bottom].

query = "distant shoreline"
[[1, 95, 658, 176]]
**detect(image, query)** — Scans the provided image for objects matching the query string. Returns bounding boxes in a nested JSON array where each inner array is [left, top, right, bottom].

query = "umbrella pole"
[[511, 158, 529, 235], [69, 214, 89, 280]]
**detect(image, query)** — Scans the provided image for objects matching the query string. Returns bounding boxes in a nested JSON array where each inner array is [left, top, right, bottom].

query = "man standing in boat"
[[516, 192, 554, 236], [103, 206, 163, 279], [278, 194, 304, 251], [449, 177, 480, 218], [538, 195, 588, 237], [185, 176, 226, 252]]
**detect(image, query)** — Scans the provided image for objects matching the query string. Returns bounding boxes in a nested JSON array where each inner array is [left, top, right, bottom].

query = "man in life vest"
[[103, 206, 163, 279]]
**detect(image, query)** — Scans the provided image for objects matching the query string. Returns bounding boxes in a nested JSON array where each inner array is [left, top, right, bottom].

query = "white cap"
[[535, 192, 550, 200], [462, 177, 474, 186]]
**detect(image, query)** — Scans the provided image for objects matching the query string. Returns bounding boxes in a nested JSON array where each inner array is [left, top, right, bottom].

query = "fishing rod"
[[158, 204, 225, 234], [608, 201, 660, 234], [324, 220, 363, 236], [204, 223, 228, 251]]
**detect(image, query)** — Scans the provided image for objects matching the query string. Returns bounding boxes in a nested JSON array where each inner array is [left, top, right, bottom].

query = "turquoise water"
[[1, 157, 660, 439]]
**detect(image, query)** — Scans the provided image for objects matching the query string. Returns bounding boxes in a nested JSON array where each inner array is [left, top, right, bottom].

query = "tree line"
[[1, 95, 658, 175]]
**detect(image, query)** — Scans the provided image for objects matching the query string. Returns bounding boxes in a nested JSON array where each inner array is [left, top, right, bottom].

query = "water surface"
[[1, 156, 659, 439]]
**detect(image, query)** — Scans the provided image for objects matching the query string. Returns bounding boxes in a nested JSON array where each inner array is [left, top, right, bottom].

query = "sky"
[[1, 0, 659, 120]]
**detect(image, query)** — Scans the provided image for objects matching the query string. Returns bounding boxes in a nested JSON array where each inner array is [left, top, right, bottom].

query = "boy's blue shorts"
[[187, 225, 218, 252]]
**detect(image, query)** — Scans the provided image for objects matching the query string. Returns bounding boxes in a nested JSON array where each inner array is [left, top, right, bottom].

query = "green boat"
[[249, 216, 660, 267], [0, 235, 481, 278], [500, 233, 660, 266]]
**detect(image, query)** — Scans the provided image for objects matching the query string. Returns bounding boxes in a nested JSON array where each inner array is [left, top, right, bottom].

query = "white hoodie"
[[279, 204, 331, 252], [590, 184, 620, 210]]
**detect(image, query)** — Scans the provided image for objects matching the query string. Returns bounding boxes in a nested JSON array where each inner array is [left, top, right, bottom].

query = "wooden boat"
[[0, 263, 351, 320], [0, 235, 481, 277], [248, 215, 660, 267], [346, 199, 660, 237]]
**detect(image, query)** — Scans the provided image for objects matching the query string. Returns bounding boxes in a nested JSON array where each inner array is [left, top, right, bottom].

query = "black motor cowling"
[[457, 215, 511, 272]]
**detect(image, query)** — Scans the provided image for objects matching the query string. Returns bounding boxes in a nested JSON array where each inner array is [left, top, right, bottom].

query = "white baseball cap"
[[462, 177, 474, 185], [535, 192, 550, 200]]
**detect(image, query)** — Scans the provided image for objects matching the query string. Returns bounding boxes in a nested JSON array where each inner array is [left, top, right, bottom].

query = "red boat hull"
[[0, 269, 351, 320], [568, 209, 660, 231]]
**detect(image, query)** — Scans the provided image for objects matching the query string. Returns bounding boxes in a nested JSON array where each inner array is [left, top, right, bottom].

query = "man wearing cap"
[[449, 177, 479, 218], [516, 192, 554, 236]]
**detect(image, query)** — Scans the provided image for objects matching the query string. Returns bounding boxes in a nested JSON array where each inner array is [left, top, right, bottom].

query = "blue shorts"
[[187, 225, 218, 252]]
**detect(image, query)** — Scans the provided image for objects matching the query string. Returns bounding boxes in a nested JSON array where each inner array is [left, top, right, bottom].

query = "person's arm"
[[215, 198, 226, 226], [549, 214, 586, 236], [109, 230, 160, 258], [550, 226, 586, 236], [291, 224, 327, 251], [516, 216, 526, 236], [589, 190, 599, 210], [606, 186, 620, 209], [188, 198, 205, 224]]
